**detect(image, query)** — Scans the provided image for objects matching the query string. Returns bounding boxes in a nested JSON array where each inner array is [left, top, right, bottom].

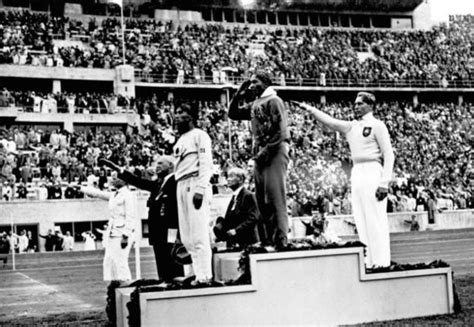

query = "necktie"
[[230, 195, 236, 211]]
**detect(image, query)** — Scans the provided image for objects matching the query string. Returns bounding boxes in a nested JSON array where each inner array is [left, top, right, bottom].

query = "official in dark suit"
[[101, 157, 184, 283], [214, 167, 260, 248]]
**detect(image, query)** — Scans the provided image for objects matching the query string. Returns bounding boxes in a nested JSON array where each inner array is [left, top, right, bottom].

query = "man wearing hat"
[[213, 167, 260, 249], [173, 101, 214, 286], [100, 156, 184, 284], [293, 92, 395, 268], [229, 71, 290, 250]]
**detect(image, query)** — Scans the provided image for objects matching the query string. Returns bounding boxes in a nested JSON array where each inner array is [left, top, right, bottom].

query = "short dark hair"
[[357, 92, 376, 106], [176, 101, 199, 122], [254, 70, 273, 87]]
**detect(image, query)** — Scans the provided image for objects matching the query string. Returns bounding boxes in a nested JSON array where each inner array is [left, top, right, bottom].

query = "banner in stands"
[[246, 42, 266, 57]]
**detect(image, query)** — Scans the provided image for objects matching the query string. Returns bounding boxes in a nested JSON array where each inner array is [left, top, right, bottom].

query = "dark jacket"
[[221, 187, 260, 247], [119, 171, 178, 246], [39, 233, 56, 251]]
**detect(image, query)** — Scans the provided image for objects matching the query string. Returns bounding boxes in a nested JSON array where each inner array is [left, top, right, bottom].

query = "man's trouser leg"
[[103, 236, 132, 281], [254, 143, 289, 248], [177, 178, 213, 282], [153, 243, 184, 282], [351, 162, 390, 268]]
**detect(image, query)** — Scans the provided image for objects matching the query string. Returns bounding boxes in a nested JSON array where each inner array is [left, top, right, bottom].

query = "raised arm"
[[292, 101, 351, 134], [119, 170, 155, 192], [99, 158, 155, 192], [228, 80, 252, 120], [78, 186, 112, 201]]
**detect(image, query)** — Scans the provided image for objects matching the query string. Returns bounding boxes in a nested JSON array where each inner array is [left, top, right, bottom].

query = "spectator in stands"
[[405, 215, 420, 232], [26, 230, 37, 253], [427, 190, 438, 225], [0, 233, 10, 268], [0, 92, 470, 216], [17, 229, 29, 253], [62, 231, 74, 251], [82, 231, 96, 251], [39, 229, 56, 252]]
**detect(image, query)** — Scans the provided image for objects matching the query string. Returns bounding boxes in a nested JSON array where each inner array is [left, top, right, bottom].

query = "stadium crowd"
[[1, 98, 472, 215], [0, 88, 135, 113], [0, 10, 472, 85]]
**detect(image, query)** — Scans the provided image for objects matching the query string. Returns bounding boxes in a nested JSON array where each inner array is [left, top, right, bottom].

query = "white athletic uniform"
[[173, 128, 213, 281], [80, 186, 138, 281], [342, 112, 394, 267], [307, 107, 394, 268]]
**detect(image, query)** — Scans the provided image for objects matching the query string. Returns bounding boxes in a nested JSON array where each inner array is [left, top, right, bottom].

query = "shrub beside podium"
[[116, 246, 454, 326]]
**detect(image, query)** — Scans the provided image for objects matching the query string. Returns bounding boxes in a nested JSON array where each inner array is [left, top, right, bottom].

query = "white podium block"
[[116, 246, 454, 326]]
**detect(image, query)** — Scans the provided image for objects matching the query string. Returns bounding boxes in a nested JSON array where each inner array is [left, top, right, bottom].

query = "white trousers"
[[177, 177, 213, 282], [351, 162, 391, 268], [103, 236, 132, 281]]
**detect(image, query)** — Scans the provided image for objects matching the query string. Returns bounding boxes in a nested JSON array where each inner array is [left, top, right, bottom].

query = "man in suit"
[[100, 156, 184, 283], [213, 167, 260, 249]]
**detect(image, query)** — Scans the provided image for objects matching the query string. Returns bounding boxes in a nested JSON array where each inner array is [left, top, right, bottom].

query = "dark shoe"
[[174, 275, 195, 286], [275, 236, 288, 251]]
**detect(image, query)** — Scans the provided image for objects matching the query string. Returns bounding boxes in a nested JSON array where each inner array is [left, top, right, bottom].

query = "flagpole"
[[10, 211, 15, 271], [120, 1, 126, 65]]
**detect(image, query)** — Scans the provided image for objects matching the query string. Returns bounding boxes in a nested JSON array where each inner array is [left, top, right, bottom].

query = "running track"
[[1, 228, 473, 321]]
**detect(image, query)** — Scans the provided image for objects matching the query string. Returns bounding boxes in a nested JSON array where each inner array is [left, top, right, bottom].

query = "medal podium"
[[115, 245, 454, 326]]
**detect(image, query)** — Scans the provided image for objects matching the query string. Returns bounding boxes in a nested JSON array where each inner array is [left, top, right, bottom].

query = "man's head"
[[155, 155, 175, 177], [249, 71, 272, 97], [354, 92, 376, 119], [227, 167, 246, 191], [175, 102, 198, 135]]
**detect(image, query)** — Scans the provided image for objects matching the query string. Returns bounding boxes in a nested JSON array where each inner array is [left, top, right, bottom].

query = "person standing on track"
[[77, 172, 138, 282], [293, 92, 394, 268], [173, 102, 214, 286], [100, 156, 185, 284], [228, 71, 290, 250]]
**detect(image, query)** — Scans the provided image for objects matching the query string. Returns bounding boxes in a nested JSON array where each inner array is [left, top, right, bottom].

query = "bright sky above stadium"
[[430, 0, 474, 21]]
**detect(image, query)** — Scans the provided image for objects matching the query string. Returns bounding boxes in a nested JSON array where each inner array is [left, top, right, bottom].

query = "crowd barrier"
[[1, 194, 472, 251]]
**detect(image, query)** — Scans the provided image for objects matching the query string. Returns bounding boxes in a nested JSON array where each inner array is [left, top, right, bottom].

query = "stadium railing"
[[134, 70, 474, 88]]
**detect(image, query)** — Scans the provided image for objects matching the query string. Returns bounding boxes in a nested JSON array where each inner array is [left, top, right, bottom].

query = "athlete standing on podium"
[[293, 92, 394, 268], [173, 102, 214, 286]]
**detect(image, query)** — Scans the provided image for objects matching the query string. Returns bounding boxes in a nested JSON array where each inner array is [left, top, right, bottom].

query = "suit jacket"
[[119, 171, 178, 246], [223, 187, 260, 247]]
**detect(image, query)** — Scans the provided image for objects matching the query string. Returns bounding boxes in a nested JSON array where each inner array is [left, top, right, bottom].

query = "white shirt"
[[80, 186, 138, 238], [308, 108, 394, 188], [173, 128, 213, 193], [230, 185, 244, 211], [342, 113, 394, 187], [63, 235, 74, 250]]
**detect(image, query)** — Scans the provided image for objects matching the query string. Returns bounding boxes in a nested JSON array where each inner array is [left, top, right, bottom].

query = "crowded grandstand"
[[0, 0, 472, 252]]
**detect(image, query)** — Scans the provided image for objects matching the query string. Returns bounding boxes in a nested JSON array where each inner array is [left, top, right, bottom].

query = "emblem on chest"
[[362, 127, 372, 137]]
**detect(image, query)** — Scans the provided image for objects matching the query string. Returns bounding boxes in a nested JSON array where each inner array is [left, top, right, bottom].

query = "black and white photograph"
[[0, 0, 473, 325]]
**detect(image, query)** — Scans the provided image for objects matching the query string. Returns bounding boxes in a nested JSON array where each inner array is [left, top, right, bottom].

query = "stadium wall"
[[1, 196, 472, 251], [0, 65, 115, 81]]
